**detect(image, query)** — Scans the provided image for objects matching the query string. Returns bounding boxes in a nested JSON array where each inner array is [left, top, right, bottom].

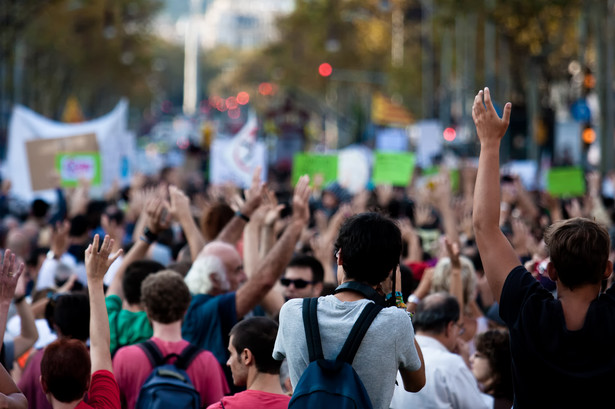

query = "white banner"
[[5, 99, 134, 202], [209, 111, 267, 188]]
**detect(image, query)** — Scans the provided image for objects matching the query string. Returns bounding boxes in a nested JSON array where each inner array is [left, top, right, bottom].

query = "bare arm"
[[471, 88, 521, 302], [445, 237, 464, 323], [0, 363, 27, 409], [86, 235, 123, 374], [0, 250, 25, 343], [399, 338, 426, 392], [107, 198, 166, 298], [169, 185, 206, 262], [235, 175, 311, 318], [11, 274, 38, 358], [216, 167, 265, 245]]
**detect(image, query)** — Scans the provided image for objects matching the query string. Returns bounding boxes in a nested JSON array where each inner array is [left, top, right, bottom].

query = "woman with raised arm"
[[40, 235, 122, 408]]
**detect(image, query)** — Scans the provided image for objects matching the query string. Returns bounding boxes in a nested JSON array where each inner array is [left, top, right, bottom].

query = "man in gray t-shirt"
[[273, 212, 426, 409]]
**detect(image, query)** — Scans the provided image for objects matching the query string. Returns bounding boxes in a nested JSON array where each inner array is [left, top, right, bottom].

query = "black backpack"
[[135, 340, 202, 409], [288, 297, 382, 409]]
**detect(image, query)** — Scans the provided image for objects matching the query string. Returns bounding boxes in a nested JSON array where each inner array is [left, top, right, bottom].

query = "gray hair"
[[184, 255, 229, 294]]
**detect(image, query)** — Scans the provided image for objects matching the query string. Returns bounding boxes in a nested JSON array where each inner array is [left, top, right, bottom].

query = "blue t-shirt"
[[181, 292, 237, 366]]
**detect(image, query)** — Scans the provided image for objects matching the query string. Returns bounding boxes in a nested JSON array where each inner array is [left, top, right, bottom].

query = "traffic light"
[[318, 62, 332, 77], [582, 124, 596, 149]]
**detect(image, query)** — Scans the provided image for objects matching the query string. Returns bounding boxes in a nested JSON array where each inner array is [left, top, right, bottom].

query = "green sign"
[[292, 153, 338, 186], [55, 152, 102, 187], [546, 167, 585, 198], [372, 152, 416, 187], [421, 166, 460, 193]]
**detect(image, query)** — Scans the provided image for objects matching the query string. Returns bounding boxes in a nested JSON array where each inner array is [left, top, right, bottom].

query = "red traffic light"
[[318, 63, 333, 77], [443, 127, 456, 141]]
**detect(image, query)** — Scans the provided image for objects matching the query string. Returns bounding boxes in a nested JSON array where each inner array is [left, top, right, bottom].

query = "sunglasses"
[[280, 278, 314, 289]]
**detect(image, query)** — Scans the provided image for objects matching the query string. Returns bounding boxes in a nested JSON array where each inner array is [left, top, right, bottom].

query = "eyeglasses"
[[454, 321, 466, 336], [280, 278, 314, 289]]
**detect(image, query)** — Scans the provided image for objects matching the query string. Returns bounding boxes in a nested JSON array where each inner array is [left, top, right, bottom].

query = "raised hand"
[[50, 220, 70, 259], [168, 185, 192, 222], [292, 175, 311, 225], [472, 87, 511, 145], [0, 250, 25, 303], [444, 237, 461, 269], [242, 166, 266, 215], [145, 197, 171, 234], [85, 235, 122, 283]]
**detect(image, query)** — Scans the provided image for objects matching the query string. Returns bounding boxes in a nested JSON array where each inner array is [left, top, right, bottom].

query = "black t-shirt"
[[500, 266, 615, 408]]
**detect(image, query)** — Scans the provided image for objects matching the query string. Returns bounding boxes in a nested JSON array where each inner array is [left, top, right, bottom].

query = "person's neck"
[[333, 279, 378, 302], [122, 300, 143, 313], [247, 371, 285, 395], [557, 282, 601, 331], [152, 321, 183, 342], [50, 395, 81, 409]]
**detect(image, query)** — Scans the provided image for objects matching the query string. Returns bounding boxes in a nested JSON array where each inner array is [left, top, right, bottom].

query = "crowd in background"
[[0, 145, 614, 408]]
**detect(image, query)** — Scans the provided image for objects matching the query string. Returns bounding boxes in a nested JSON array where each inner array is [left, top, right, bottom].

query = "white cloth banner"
[[209, 111, 267, 187], [5, 99, 134, 202]]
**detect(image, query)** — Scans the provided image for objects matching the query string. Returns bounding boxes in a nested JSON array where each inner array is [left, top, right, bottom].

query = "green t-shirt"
[[106, 294, 153, 355]]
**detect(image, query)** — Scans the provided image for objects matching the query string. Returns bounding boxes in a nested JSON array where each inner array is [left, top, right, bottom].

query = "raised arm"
[[168, 185, 206, 262], [0, 250, 25, 343], [235, 175, 311, 318], [215, 167, 265, 245], [11, 272, 38, 358], [0, 363, 27, 409], [106, 198, 166, 298], [471, 88, 520, 302], [85, 235, 123, 373]]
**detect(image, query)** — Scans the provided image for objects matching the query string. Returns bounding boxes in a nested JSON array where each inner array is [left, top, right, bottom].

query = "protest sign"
[[546, 167, 585, 197], [291, 153, 338, 186], [372, 152, 415, 187], [55, 152, 102, 187], [25, 133, 99, 191]]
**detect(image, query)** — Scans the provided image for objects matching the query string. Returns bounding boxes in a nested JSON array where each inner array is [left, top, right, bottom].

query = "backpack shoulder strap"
[[337, 302, 383, 364], [302, 297, 324, 362], [138, 340, 166, 368], [174, 343, 202, 371]]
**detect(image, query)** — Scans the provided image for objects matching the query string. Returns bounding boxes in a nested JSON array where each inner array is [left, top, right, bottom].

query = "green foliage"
[[2, 0, 163, 119]]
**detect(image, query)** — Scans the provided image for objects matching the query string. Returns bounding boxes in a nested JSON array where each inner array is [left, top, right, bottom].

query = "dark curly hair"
[[141, 270, 191, 324], [474, 329, 513, 401]]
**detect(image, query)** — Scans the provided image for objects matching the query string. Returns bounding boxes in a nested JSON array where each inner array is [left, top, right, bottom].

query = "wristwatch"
[[46, 250, 60, 260], [141, 227, 159, 244]]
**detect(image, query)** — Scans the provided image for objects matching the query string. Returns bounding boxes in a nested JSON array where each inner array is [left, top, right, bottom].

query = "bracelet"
[[407, 294, 421, 304], [235, 211, 250, 222], [385, 291, 403, 301], [13, 294, 26, 304]]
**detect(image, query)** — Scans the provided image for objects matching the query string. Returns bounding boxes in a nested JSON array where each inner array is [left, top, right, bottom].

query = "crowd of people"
[[0, 87, 614, 408]]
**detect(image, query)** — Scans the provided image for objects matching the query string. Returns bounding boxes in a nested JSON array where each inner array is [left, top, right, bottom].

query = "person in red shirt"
[[207, 317, 290, 409], [40, 234, 122, 409]]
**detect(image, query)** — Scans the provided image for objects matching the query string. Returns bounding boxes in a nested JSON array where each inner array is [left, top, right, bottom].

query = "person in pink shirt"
[[207, 317, 290, 409], [113, 269, 229, 409]]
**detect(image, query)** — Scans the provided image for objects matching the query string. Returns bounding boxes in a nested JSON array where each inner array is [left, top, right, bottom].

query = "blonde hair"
[[431, 255, 477, 314]]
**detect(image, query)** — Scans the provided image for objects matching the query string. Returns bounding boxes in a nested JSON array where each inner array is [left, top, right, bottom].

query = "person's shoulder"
[[112, 343, 147, 364], [280, 297, 304, 313], [105, 294, 122, 309]]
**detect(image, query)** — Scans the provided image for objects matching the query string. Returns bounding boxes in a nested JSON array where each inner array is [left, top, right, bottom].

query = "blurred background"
[[1, 0, 614, 195]]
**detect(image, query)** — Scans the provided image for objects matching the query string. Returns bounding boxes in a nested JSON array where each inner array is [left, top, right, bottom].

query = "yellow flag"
[[371, 92, 413, 127], [62, 96, 85, 123]]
